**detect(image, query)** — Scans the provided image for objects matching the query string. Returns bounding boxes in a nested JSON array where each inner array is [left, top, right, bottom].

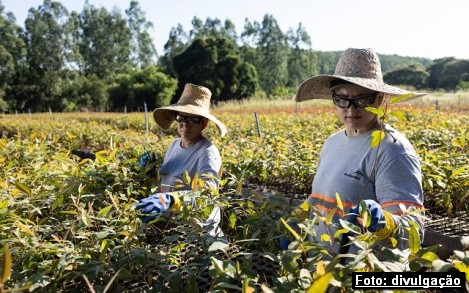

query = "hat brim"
[[295, 75, 425, 102], [153, 104, 227, 137]]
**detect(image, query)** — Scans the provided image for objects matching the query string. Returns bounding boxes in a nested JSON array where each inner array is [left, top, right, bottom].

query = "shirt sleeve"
[[375, 152, 425, 243], [197, 145, 222, 190]]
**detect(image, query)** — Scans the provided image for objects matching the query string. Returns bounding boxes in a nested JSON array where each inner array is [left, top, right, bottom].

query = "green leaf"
[[365, 106, 385, 116], [320, 234, 331, 242], [306, 272, 333, 293], [0, 200, 9, 210], [97, 205, 113, 218], [335, 193, 343, 212], [388, 110, 407, 121], [208, 241, 229, 253], [389, 93, 414, 104], [81, 208, 91, 226], [450, 166, 467, 179], [183, 170, 191, 185], [421, 251, 438, 262], [371, 130, 385, 148], [280, 218, 301, 240], [408, 224, 421, 254], [0, 244, 12, 283], [15, 181, 32, 196], [229, 211, 237, 228]]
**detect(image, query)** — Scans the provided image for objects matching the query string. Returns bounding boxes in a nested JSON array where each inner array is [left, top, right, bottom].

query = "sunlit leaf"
[[191, 172, 199, 190], [0, 200, 9, 210], [421, 251, 438, 262], [98, 205, 113, 218], [389, 93, 414, 104], [242, 277, 255, 293], [260, 283, 274, 293], [316, 260, 325, 276], [320, 234, 330, 242], [183, 170, 191, 185], [365, 106, 385, 116], [388, 110, 407, 121], [78, 158, 91, 167], [335, 193, 343, 212], [280, 218, 300, 240], [15, 222, 35, 237], [453, 261, 469, 280], [408, 224, 420, 254], [371, 130, 385, 148], [15, 181, 31, 196], [0, 244, 12, 283], [306, 272, 332, 293], [325, 208, 337, 224], [449, 166, 467, 179], [229, 211, 237, 228], [81, 208, 91, 226]]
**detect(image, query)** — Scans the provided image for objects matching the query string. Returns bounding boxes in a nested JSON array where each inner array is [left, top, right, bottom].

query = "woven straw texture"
[[153, 83, 227, 137], [295, 48, 421, 102]]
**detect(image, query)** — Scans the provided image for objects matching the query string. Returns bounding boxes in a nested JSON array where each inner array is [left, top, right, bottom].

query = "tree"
[[159, 24, 190, 76], [173, 36, 258, 102], [23, 0, 70, 111], [108, 65, 177, 111], [286, 23, 317, 88], [76, 3, 132, 80], [0, 4, 26, 111], [125, 0, 157, 68], [438, 59, 469, 90], [241, 14, 288, 95], [383, 64, 429, 89]]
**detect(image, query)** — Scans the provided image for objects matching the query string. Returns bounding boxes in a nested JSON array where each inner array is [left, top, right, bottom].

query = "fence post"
[[254, 112, 261, 137], [144, 102, 149, 135]]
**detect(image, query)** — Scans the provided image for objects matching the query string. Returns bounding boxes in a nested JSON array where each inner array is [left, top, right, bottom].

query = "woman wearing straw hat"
[[282, 48, 424, 258], [136, 83, 226, 223]]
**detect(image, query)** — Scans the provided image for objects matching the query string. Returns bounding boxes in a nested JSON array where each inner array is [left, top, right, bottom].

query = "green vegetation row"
[[0, 105, 468, 291]]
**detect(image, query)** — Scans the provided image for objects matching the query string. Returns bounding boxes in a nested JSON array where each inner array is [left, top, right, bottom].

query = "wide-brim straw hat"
[[153, 83, 227, 137], [295, 48, 425, 102]]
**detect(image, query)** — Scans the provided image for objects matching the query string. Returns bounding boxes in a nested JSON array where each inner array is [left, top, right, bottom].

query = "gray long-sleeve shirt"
[[159, 137, 221, 192]]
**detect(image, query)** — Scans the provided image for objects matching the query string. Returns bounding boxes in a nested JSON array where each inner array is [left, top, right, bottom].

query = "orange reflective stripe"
[[309, 193, 355, 208], [316, 204, 345, 217], [381, 201, 423, 209]]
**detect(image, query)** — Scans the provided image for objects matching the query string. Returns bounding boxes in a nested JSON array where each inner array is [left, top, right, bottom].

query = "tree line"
[[1, 0, 468, 113]]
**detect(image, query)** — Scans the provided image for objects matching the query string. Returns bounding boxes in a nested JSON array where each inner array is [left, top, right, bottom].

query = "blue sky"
[[2, 0, 469, 60]]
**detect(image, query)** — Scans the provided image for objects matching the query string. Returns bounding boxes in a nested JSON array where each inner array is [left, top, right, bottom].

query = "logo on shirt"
[[344, 170, 364, 181]]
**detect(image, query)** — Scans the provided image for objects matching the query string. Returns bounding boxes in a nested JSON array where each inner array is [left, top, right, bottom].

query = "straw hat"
[[295, 48, 424, 102], [153, 83, 227, 137]]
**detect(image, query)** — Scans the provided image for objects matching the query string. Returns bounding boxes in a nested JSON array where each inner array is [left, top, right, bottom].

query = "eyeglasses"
[[175, 113, 203, 125], [332, 91, 379, 109]]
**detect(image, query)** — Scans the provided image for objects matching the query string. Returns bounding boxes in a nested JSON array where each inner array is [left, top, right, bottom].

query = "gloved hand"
[[135, 193, 174, 223], [139, 151, 157, 177], [347, 199, 386, 232]]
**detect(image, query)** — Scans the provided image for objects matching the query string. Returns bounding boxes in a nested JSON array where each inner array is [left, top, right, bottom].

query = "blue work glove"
[[279, 221, 301, 250], [135, 193, 174, 223], [347, 200, 386, 232], [139, 151, 157, 177]]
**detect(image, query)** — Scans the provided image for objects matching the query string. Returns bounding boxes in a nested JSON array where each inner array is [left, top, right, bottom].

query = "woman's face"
[[332, 85, 384, 136], [176, 112, 207, 141]]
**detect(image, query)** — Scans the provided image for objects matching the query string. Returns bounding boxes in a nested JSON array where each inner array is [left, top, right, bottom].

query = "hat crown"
[[334, 48, 383, 82], [177, 83, 211, 112]]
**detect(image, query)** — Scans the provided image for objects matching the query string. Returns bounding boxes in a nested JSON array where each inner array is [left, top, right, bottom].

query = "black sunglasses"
[[332, 91, 379, 109], [175, 113, 204, 125]]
